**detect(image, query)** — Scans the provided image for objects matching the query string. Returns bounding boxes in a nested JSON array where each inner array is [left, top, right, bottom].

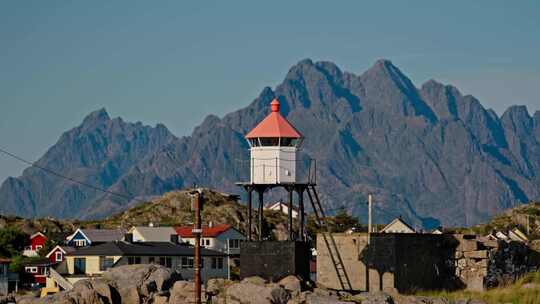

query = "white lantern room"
[[245, 99, 303, 184]]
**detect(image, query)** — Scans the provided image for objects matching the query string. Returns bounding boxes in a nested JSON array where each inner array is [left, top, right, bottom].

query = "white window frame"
[[55, 252, 63, 261], [74, 239, 87, 247]]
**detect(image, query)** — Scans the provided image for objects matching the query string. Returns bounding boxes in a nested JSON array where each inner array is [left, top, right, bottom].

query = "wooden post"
[[192, 190, 203, 304]]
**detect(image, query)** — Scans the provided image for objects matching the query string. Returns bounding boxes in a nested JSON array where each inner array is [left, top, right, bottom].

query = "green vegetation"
[[417, 271, 540, 304], [0, 227, 27, 258]]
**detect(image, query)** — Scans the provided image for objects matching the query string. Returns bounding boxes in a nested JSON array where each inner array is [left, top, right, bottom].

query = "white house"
[[128, 226, 178, 243], [265, 200, 299, 218], [175, 224, 246, 255], [380, 218, 416, 234]]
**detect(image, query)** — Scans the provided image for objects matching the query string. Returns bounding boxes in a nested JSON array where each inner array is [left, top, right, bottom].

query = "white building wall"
[[181, 229, 246, 255], [250, 147, 296, 184]]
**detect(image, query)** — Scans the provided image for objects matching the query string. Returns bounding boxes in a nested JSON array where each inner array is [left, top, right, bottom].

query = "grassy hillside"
[[417, 270, 540, 304]]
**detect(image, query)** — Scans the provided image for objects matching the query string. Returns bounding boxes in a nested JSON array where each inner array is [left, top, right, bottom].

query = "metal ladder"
[[306, 185, 353, 291]]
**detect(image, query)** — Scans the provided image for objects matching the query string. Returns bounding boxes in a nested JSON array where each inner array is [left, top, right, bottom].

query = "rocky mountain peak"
[[501, 105, 533, 133], [1, 59, 538, 228], [81, 108, 110, 127]]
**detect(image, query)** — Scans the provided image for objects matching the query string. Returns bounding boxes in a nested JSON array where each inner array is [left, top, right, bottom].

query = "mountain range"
[[1, 59, 539, 228]]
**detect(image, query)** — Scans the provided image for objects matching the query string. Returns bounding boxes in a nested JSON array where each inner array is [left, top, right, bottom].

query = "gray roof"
[[82, 229, 126, 242], [67, 241, 225, 257], [130, 226, 177, 242]]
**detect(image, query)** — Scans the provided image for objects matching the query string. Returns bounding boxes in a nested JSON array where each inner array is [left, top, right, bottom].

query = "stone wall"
[[317, 232, 538, 293], [316, 233, 455, 293], [452, 234, 538, 291]]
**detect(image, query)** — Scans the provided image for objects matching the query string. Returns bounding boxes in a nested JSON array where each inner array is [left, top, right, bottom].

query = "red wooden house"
[[45, 245, 75, 264], [22, 232, 47, 257]]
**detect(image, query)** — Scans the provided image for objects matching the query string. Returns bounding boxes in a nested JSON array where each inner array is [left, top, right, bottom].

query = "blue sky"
[[1, 1, 539, 181]]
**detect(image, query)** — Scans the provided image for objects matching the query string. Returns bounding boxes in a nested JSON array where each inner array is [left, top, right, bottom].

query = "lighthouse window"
[[248, 138, 260, 147], [260, 138, 279, 146]]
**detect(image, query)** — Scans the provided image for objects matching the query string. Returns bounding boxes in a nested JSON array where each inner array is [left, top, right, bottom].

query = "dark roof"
[[82, 229, 125, 242], [23, 258, 54, 266], [67, 241, 225, 257]]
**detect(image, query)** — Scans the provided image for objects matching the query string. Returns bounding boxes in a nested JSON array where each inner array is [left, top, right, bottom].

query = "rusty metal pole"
[[192, 190, 203, 304]]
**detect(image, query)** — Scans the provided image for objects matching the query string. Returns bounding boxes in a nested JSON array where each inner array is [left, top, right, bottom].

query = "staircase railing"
[[48, 268, 73, 291]]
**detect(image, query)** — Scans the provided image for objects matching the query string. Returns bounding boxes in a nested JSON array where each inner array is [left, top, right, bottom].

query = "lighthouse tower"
[[245, 99, 302, 184]]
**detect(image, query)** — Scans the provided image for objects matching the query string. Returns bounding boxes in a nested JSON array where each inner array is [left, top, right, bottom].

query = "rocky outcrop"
[[452, 235, 537, 291], [16, 267, 492, 304]]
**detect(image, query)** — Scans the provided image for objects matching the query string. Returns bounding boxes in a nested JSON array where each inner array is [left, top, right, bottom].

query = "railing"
[[47, 268, 73, 291], [234, 156, 317, 184]]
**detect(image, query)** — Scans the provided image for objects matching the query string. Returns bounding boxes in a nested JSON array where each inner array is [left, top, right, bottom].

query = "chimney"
[[170, 234, 179, 244], [124, 233, 133, 243]]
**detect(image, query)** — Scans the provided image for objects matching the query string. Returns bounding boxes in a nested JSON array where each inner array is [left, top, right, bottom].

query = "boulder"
[[225, 281, 290, 304], [103, 264, 181, 301], [169, 281, 196, 304], [241, 276, 268, 286], [352, 292, 393, 304], [206, 278, 231, 295], [152, 295, 169, 304], [279, 275, 302, 297], [304, 294, 355, 304]]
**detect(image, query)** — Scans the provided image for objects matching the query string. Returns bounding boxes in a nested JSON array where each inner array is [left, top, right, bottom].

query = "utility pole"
[[368, 194, 372, 245], [191, 189, 203, 304]]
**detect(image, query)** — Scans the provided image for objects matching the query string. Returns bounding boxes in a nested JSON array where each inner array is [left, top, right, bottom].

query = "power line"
[[0, 147, 135, 202]]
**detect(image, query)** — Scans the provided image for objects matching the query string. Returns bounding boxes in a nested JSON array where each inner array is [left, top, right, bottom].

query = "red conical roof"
[[245, 99, 302, 139]]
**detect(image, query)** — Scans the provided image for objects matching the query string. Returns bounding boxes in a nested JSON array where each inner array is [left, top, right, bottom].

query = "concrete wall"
[[241, 241, 310, 282], [316, 233, 455, 293]]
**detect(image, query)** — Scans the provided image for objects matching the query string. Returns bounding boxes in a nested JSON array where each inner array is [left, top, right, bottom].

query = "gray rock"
[[279, 275, 302, 296], [353, 292, 394, 304], [225, 281, 290, 304]]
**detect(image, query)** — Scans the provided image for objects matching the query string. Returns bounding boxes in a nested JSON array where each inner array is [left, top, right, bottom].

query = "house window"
[[181, 257, 194, 269], [211, 257, 223, 269], [100, 256, 114, 271], [55, 252, 63, 262], [25, 267, 38, 273], [228, 239, 241, 249], [36, 245, 43, 250], [74, 239, 87, 247], [128, 257, 141, 265]]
